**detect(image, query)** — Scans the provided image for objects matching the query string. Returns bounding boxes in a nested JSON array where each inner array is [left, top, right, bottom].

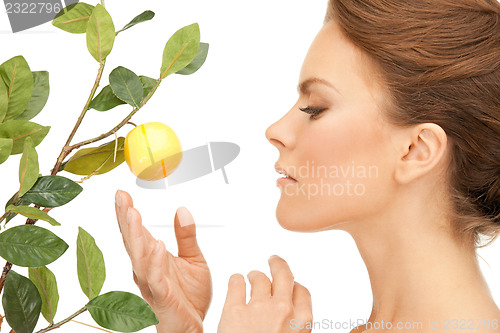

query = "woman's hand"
[[115, 190, 212, 333], [217, 255, 313, 333]]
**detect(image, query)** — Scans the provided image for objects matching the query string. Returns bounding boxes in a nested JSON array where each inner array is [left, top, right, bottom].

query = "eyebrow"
[[297, 78, 341, 96]]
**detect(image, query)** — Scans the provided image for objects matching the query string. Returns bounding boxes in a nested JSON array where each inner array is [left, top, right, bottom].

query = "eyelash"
[[299, 106, 327, 120]]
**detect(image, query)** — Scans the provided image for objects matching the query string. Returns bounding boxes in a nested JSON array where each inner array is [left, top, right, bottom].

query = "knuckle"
[[274, 300, 293, 316], [276, 269, 294, 281], [225, 303, 246, 317], [298, 311, 313, 325], [248, 297, 267, 308]]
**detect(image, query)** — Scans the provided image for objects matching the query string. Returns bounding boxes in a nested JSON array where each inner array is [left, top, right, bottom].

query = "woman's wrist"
[[155, 319, 203, 333]]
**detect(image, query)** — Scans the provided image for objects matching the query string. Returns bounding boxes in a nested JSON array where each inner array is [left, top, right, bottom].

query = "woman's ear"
[[394, 123, 448, 184]]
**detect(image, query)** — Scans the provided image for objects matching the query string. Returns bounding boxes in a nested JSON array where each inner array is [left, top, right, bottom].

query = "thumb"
[[174, 206, 205, 261]]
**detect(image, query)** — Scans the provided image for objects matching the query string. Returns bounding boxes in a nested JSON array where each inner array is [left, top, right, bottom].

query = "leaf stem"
[[0, 211, 8, 225], [35, 307, 87, 333]]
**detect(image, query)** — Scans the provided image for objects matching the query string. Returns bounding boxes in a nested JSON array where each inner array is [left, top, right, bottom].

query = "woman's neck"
[[346, 188, 500, 327]]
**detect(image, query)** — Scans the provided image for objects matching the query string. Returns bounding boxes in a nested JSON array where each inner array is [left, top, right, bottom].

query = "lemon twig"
[[52, 60, 107, 176], [0, 24, 162, 326], [34, 307, 87, 333], [65, 76, 162, 153]]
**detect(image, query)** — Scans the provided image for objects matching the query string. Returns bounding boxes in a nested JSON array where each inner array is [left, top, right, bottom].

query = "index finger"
[[115, 190, 155, 254], [268, 255, 295, 302], [115, 190, 134, 247]]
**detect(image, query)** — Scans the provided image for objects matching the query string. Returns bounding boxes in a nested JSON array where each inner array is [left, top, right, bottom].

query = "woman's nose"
[[265, 110, 296, 151]]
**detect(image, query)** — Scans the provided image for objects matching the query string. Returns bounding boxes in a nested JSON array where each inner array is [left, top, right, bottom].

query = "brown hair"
[[325, 0, 500, 247]]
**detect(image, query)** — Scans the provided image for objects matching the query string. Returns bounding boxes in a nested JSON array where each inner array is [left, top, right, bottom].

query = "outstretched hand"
[[217, 255, 313, 333], [115, 190, 212, 333]]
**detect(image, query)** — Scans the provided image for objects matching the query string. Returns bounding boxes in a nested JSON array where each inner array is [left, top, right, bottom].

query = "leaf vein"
[[78, 234, 92, 299], [63, 16, 90, 24]]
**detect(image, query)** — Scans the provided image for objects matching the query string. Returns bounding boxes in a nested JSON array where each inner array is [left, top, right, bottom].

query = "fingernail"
[[127, 207, 133, 224], [269, 255, 279, 261], [115, 190, 122, 207], [177, 206, 194, 227]]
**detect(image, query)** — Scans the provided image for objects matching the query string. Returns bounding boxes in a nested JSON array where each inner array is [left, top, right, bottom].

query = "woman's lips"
[[276, 176, 298, 187], [275, 163, 298, 187]]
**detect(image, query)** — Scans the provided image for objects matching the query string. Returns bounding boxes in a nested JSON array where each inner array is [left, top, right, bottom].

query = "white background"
[[1, 1, 499, 332]]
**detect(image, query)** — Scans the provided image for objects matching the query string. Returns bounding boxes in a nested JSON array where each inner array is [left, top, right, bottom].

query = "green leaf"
[[0, 120, 50, 154], [52, 2, 95, 33], [0, 225, 68, 266], [3, 191, 31, 225], [117, 10, 155, 34], [0, 56, 34, 121], [109, 67, 143, 108], [63, 137, 125, 176], [88, 85, 125, 111], [176, 42, 209, 75], [28, 266, 59, 324], [86, 4, 115, 63], [19, 137, 39, 197], [0, 81, 7, 123], [160, 23, 201, 79], [16, 71, 50, 121], [5, 205, 60, 226], [77, 227, 105, 300], [86, 291, 158, 332], [2, 270, 42, 333], [0, 137, 13, 164], [21, 175, 83, 208], [139, 76, 156, 99]]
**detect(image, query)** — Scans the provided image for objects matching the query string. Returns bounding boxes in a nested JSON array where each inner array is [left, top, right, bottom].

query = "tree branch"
[[51, 60, 106, 176], [0, 262, 12, 292], [34, 307, 87, 333], [67, 77, 162, 153]]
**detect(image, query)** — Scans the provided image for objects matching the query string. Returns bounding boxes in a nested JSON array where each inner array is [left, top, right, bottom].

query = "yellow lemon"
[[124, 122, 182, 181]]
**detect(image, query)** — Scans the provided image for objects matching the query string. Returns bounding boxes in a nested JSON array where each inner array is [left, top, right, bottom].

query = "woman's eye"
[[299, 106, 327, 120]]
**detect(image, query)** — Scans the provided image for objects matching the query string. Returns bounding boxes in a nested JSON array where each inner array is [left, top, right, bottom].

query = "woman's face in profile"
[[265, 20, 401, 233]]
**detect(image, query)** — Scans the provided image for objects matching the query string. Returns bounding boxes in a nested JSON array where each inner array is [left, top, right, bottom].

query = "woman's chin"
[[275, 201, 315, 232], [275, 199, 350, 233]]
